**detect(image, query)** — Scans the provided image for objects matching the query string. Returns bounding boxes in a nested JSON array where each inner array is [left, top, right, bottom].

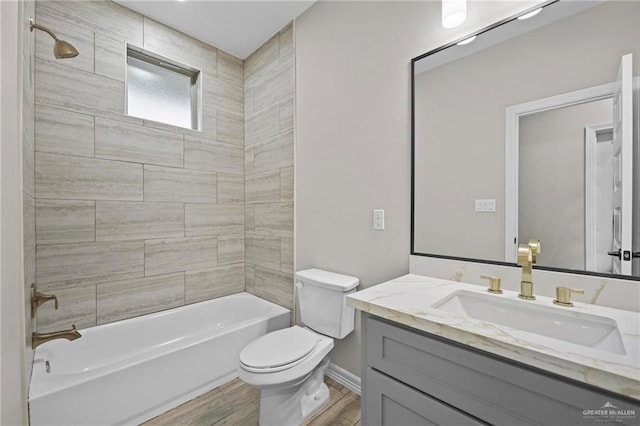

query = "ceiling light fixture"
[[517, 7, 543, 20], [457, 35, 476, 46], [442, 0, 467, 29]]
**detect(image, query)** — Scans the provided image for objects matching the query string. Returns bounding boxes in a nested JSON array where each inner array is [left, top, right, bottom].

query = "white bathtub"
[[29, 292, 290, 425]]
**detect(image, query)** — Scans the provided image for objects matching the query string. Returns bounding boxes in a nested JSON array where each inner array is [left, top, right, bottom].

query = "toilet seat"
[[238, 329, 334, 389], [239, 326, 319, 373]]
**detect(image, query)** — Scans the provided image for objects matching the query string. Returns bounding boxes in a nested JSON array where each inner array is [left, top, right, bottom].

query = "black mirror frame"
[[409, 0, 640, 282]]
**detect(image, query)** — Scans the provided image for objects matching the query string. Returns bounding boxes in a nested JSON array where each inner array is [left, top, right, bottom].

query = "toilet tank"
[[295, 269, 359, 339]]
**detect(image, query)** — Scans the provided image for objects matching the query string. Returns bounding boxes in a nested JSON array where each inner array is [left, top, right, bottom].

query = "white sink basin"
[[433, 290, 626, 355]]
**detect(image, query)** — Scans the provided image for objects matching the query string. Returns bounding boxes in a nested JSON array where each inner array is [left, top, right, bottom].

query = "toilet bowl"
[[239, 326, 334, 386], [237, 269, 359, 426], [239, 326, 334, 425]]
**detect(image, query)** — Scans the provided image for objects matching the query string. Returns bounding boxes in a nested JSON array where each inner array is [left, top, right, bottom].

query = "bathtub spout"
[[33, 325, 81, 349]]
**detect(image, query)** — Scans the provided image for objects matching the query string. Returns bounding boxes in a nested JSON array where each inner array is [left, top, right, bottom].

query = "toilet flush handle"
[[295, 281, 304, 289]]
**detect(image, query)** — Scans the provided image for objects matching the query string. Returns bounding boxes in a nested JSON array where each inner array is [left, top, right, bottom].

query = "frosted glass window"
[[126, 48, 199, 129]]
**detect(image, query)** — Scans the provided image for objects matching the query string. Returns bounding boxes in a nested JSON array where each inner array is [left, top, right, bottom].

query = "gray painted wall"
[[294, 0, 541, 376], [2, 0, 31, 422]]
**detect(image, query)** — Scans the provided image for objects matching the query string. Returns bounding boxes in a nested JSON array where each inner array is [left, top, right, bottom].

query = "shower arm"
[[30, 19, 59, 40]]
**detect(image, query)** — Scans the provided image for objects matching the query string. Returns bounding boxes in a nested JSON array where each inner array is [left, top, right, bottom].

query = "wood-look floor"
[[143, 376, 361, 426]]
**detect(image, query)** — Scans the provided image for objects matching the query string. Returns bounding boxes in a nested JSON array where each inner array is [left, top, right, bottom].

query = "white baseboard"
[[325, 363, 361, 395]]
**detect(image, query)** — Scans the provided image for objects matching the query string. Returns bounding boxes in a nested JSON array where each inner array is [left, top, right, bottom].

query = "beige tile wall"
[[34, 0, 246, 332], [244, 23, 295, 310]]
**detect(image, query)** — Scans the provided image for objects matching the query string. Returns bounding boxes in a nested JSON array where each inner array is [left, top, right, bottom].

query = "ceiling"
[[115, 0, 316, 59]]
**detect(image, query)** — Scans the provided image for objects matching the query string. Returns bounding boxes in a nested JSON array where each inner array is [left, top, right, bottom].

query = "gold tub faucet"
[[517, 239, 541, 300], [32, 325, 81, 349]]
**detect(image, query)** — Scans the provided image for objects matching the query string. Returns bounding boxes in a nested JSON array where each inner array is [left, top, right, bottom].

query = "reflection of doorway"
[[505, 82, 618, 264], [585, 124, 614, 273], [505, 57, 635, 274], [517, 98, 612, 271]]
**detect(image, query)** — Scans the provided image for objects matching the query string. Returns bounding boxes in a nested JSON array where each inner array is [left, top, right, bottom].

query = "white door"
[[585, 124, 614, 273], [610, 54, 633, 275]]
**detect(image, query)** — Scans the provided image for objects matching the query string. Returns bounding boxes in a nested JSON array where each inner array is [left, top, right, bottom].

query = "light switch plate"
[[373, 209, 385, 230], [475, 199, 496, 212]]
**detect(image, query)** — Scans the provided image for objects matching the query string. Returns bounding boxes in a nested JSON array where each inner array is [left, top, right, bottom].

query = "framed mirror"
[[411, 0, 640, 278]]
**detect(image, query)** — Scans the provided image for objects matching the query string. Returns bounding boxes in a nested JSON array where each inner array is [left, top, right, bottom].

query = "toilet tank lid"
[[295, 269, 359, 291]]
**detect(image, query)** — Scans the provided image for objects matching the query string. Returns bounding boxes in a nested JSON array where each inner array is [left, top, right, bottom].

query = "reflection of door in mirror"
[[518, 99, 612, 272], [585, 124, 614, 274], [611, 54, 634, 275], [512, 54, 635, 274]]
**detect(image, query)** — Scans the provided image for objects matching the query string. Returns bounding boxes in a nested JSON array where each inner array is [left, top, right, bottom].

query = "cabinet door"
[[365, 314, 640, 425], [364, 367, 485, 426]]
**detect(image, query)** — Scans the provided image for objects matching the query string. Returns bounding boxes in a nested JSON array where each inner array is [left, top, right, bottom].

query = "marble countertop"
[[347, 274, 640, 400]]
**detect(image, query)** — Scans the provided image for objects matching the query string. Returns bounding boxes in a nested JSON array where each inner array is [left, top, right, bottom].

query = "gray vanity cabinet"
[[365, 367, 484, 425], [361, 313, 639, 425]]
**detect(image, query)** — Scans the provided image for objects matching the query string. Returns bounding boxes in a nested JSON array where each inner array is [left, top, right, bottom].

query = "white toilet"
[[238, 268, 359, 426]]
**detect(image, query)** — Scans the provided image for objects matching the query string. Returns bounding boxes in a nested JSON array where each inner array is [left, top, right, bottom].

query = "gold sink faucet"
[[32, 325, 81, 349], [517, 239, 541, 300]]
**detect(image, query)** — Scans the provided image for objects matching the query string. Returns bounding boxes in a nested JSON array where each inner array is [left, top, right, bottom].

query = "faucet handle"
[[480, 275, 502, 294], [30, 284, 59, 318], [517, 239, 542, 266], [528, 239, 541, 264], [553, 287, 584, 307], [517, 244, 532, 266]]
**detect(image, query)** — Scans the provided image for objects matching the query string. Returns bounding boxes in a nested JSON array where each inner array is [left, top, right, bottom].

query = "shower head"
[[30, 19, 79, 59], [53, 39, 79, 59]]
